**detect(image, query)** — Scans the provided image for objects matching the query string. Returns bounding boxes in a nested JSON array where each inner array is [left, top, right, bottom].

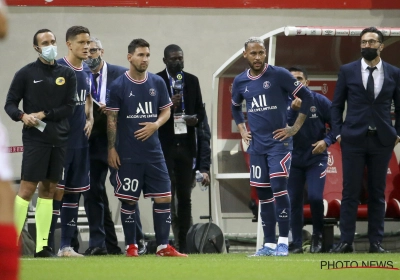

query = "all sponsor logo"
[[247, 94, 277, 112], [75, 89, 86, 105], [127, 102, 157, 118]]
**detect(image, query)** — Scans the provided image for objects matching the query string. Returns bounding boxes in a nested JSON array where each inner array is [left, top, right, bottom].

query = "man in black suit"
[[157, 44, 205, 253], [83, 37, 145, 255], [331, 27, 400, 253]]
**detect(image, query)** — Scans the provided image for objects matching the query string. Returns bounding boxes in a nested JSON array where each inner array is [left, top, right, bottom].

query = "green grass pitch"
[[21, 253, 400, 280]]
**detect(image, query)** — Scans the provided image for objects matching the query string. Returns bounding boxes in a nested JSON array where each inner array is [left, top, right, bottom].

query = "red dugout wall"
[[6, 0, 400, 9]]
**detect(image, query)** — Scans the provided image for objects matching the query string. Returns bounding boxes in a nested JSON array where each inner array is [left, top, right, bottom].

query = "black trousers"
[[340, 133, 393, 244], [163, 142, 194, 253]]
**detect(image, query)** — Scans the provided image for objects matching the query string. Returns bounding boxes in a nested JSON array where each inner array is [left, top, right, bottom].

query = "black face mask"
[[85, 56, 102, 70], [167, 61, 184, 74], [361, 48, 379, 61]]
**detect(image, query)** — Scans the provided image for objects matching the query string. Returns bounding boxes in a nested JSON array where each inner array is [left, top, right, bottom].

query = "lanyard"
[[168, 71, 185, 113]]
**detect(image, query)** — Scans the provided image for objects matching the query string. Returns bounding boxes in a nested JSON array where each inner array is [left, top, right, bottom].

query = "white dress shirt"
[[361, 58, 384, 99]]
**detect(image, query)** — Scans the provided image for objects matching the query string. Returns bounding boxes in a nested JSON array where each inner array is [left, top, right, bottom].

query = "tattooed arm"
[[273, 113, 307, 141], [107, 111, 120, 169]]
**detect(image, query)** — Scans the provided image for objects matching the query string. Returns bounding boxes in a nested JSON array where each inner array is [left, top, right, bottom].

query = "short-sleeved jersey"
[[106, 71, 172, 163], [57, 57, 91, 149], [288, 91, 335, 166], [231, 64, 307, 154]]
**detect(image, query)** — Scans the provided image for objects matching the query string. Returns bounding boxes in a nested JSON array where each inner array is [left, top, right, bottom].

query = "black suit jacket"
[[90, 62, 127, 161], [156, 69, 205, 157], [331, 59, 400, 146]]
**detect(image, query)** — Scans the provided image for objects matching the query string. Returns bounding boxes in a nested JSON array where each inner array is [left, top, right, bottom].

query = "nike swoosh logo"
[[34, 80, 43, 83]]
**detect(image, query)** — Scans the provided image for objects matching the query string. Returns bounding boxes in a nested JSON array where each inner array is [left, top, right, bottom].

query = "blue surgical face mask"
[[39, 45, 57, 62]]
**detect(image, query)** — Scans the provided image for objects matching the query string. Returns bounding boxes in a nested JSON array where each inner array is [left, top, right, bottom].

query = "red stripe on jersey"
[[105, 107, 119, 111], [231, 99, 241, 106], [320, 170, 327, 178], [159, 102, 173, 110], [292, 83, 304, 98], [270, 153, 291, 178], [246, 64, 268, 80], [62, 57, 83, 71], [125, 71, 148, 84]]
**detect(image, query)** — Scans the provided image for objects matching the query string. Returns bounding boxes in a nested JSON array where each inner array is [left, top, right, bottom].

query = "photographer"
[[157, 44, 205, 253]]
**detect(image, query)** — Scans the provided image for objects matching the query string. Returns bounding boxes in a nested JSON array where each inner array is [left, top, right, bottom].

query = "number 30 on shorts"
[[122, 178, 139, 192]]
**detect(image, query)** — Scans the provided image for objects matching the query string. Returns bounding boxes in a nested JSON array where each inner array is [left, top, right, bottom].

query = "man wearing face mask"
[[82, 37, 146, 255], [331, 27, 400, 253], [156, 44, 205, 253], [4, 28, 76, 258]]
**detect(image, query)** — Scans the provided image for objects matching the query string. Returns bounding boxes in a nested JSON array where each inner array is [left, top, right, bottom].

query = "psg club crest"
[[263, 81, 271, 89], [322, 83, 328, 95], [310, 106, 317, 113], [149, 88, 156, 96]]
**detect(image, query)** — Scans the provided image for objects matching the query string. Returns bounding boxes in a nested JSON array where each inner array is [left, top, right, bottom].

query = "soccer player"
[[231, 37, 312, 256], [286, 66, 335, 253], [48, 26, 93, 257], [106, 38, 187, 257], [5, 29, 76, 258]]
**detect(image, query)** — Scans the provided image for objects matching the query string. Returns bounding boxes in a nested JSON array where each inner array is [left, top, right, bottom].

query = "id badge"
[[174, 113, 187, 134]]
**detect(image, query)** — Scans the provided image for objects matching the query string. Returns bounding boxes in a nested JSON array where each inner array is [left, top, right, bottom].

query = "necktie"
[[92, 73, 100, 102], [367, 66, 377, 130], [367, 66, 377, 101]]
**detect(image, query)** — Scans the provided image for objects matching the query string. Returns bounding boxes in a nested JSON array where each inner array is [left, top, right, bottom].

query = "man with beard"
[[231, 37, 312, 257], [331, 27, 400, 253], [83, 37, 145, 255], [107, 38, 187, 257], [156, 44, 205, 253]]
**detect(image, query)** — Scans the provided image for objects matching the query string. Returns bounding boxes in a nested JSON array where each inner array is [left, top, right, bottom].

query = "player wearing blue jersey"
[[231, 37, 312, 257], [106, 38, 187, 257], [286, 66, 336, 254], [48, 26, 93, 257]]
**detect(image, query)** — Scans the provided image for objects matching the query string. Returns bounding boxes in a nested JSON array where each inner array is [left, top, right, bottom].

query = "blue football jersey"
[[288, 91, 335, 166], [57, 57, 91, 149], [106, 71, 172, 163], [231, 64, 312, 154]]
